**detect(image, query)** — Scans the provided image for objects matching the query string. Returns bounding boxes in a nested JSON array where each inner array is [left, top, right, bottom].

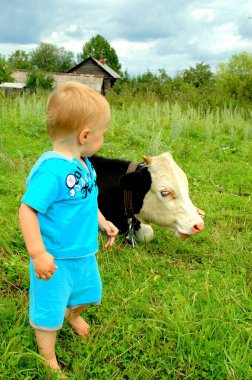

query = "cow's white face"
[[135, 152, 204, 238]]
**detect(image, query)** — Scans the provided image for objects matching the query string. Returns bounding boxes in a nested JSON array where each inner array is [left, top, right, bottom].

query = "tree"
[[215, 51, 252, 101], [8, 50, 31, 70], [30, 43, 75, 72], [0, 55, 12, 83], [57, 47, 76, 72], [82, 34, 121, 73], [181, 62, 214, 88]]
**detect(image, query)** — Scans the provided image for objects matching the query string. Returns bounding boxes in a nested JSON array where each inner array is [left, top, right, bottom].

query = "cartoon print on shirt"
[[66, 174, 76, 188], [65, 166, 97, 199]]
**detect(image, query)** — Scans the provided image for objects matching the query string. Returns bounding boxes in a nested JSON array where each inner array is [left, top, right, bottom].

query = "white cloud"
[[190, 8, 215, 22]]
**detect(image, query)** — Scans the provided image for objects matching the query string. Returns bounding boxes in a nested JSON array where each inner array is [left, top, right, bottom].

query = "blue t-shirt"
[[22, 152, 99, 259]]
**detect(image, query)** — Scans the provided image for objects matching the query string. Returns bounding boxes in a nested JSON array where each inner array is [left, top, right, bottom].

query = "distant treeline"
[[1, 42, 252, 111], [108, 53, 252, 111]]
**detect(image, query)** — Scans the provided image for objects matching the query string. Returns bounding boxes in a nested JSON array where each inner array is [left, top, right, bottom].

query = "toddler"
[[19, 82, 118, 374]]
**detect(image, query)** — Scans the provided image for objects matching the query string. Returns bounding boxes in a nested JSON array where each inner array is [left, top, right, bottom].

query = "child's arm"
[[98, 209, 119, 247], [19, 203, 58, 280]]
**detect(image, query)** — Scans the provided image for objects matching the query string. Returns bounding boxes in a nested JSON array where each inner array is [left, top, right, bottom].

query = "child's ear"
[[79, 128, 90, 145]]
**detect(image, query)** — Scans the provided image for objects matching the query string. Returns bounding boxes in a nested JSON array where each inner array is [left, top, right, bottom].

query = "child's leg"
[[65, 306, 89, 338], [35, 329, 60, 370], [64, 255, 102, 339]]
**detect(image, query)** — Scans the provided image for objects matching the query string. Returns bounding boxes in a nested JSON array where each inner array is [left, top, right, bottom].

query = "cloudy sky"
[[1, 0, 252, 76]]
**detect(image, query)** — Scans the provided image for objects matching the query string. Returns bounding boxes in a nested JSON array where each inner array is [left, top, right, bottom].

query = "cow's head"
[[135, 152, 204, 238]]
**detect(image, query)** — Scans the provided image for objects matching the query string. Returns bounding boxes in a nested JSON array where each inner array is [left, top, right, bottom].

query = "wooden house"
[[67, 56, 121, 94]]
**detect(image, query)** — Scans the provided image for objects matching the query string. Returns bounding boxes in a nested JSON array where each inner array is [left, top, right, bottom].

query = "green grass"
[[0, 94, 251, 379]]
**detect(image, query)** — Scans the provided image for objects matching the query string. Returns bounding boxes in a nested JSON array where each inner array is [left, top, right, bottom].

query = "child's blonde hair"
[[46, 82, 110, 140]]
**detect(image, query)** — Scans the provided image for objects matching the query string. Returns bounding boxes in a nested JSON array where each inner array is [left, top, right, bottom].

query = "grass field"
[[0, 94, 251, 379]]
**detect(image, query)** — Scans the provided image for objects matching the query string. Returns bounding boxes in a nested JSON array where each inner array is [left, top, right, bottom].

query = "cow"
[[89, 152, 204, 244]]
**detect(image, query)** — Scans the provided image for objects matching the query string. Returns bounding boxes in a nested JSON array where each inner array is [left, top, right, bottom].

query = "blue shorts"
[[29, 254, 102, 331]]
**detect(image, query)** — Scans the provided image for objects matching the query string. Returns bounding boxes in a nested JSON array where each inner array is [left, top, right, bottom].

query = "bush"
[[26, 70, 55, 91], [0, 55, 12, 83]]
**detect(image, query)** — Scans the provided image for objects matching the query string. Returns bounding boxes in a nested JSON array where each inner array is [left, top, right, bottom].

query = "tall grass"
[[0, 94, 251, 379]]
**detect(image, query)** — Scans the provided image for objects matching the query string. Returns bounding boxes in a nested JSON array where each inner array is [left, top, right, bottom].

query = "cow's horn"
[[196, 207, 205, 218], [143, 155, 153, 165]]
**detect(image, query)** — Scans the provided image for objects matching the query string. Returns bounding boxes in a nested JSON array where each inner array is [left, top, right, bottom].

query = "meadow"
[[0, 93, 251, 379]]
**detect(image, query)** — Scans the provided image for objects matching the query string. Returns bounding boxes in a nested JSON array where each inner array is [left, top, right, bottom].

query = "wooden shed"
[[12, 70, 103, 93], [67, 56, 121, 94], [0, 82, 26, 96]]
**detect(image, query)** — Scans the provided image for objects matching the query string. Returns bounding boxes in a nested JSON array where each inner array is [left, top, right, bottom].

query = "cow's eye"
[[161, 190, 173, 198]]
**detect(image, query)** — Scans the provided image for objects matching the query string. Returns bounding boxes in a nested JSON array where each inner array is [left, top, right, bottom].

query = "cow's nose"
[[192, 222, 204, 234]]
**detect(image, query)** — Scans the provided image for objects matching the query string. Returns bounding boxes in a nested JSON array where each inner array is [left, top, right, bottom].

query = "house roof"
[[92, 57, 121, 79], [68, 56, 121, 79], [0, 82, 26, 89]]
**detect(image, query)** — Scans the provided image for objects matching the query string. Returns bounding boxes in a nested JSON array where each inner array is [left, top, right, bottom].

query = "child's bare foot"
[[44, 358, 67, 378], [68, 315, 90, 338], [45, 356, 61, 371]]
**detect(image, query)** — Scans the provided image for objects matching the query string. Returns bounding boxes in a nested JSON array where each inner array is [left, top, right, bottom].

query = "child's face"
[[82, 123, 108, 156]]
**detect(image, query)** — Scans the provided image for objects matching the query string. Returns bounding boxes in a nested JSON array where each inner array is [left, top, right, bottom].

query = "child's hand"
[[33, 251, 58, 280], [100, 220, 119, 248]]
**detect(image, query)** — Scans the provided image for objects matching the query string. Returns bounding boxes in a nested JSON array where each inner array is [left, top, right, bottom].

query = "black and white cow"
[[89, 152, 204, 243]]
